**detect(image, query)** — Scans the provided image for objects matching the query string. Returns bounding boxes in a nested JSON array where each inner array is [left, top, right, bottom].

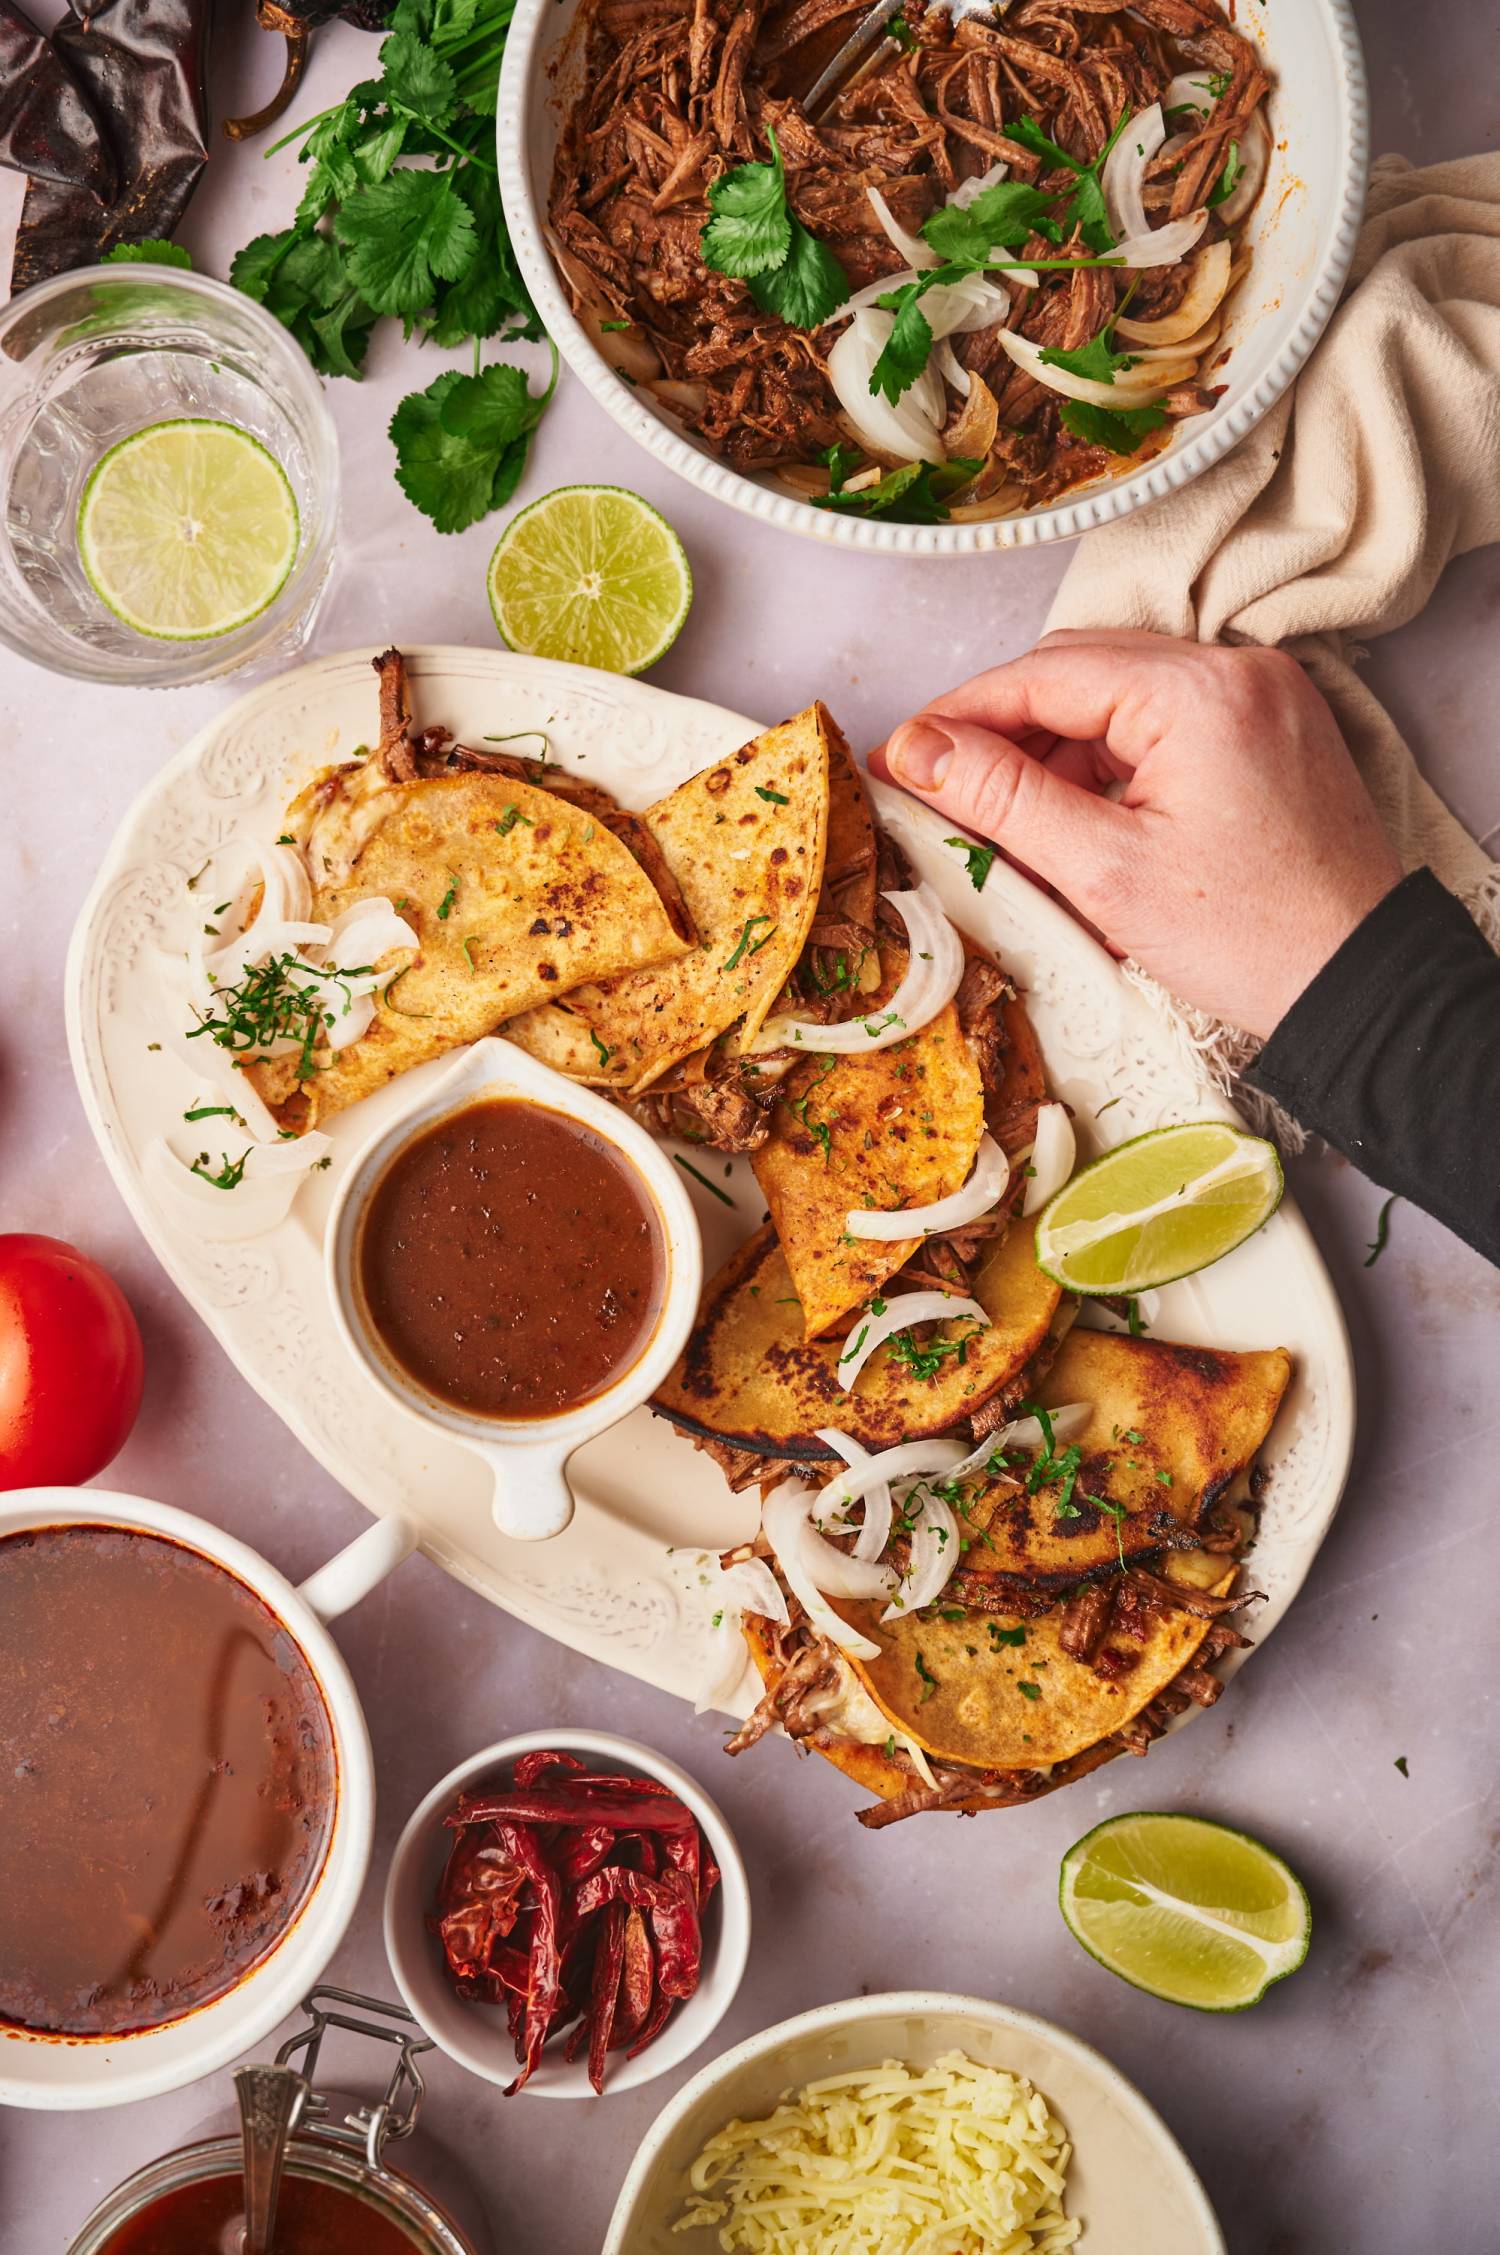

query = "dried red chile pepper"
[[224, 0, 394, 143], [431, 1753, 717, 2095]]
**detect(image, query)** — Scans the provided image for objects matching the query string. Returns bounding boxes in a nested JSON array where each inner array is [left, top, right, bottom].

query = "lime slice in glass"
[[1060, 1811, 1310, 2011], [78, 419, 299, 641], [1034, 1120, 1283, 1295], [487, 485, 692, 675]]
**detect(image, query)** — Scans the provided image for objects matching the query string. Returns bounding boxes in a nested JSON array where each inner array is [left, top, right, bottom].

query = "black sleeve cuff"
[[1248, 869, 1500, 1266]]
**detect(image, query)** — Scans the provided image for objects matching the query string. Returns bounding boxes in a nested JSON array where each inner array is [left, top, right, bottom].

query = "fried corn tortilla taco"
[[951, 1328, 1294, 1594], [653, 1218, 1068, 1470], [247, 650, 692, 1133], [749, 982, 987, 1341], [504, 705, 834, 1094]]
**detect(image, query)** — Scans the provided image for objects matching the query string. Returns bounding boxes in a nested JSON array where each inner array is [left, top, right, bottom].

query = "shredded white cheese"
[[673, 2050, 1081, 2253]]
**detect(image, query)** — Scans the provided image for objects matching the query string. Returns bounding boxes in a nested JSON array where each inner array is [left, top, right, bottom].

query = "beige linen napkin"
[[1045, 153, 1500, 1124]]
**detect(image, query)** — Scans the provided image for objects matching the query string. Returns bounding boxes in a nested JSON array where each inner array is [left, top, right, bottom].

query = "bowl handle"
[[474, 1438, 575, 1542], [298, 1513, 418, 1623]]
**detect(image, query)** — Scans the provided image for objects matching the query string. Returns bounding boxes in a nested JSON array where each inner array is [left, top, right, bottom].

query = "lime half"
[[487, 485, 691, 675], [1060, 1812, 1310, 2011], [1034, 1120, 1283, 1295], [78, 419, 299, 641]]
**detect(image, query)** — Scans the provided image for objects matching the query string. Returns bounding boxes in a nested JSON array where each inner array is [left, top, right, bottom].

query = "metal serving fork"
[[802, 0, 1011, 119]]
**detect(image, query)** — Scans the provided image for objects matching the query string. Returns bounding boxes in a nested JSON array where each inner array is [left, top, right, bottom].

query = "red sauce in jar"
[[0, 1524, 336, 2037], [95, 2170, 426, 2255], [355, 1095, 666, 1419]]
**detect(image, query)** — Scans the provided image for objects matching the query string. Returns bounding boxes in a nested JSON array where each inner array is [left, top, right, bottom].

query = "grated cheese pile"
[[672, 2050, 1081, 2254]]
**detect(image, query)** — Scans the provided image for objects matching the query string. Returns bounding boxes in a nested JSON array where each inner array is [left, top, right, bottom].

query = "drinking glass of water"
[[0, 264, 339, 688]]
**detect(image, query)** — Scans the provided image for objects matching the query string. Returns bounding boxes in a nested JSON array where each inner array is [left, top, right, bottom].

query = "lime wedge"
[[1060, 1812, 1310, 2011], [1034, 1120, 1283, 1295], [78, 419, 299, 641], [487, 485, 692, 675]]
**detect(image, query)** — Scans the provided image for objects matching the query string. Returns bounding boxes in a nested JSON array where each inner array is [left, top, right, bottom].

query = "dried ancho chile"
[[431, 1749, 719, 2095], [225, 0, 395, 145], [3, 0, 212, 291]]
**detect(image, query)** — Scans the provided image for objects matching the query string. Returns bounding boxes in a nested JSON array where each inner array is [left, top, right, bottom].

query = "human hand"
[[870, 630, 1404, 1039]]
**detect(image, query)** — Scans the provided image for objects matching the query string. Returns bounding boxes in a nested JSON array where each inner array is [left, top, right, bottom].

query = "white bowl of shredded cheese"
[[604, 1990, 1223, 2255]]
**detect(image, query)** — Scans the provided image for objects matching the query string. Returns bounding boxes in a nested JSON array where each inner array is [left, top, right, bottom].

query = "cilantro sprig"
[[230, 0, 552, 533], [700, 127, 850, 329], [813, 448, 982, 526]]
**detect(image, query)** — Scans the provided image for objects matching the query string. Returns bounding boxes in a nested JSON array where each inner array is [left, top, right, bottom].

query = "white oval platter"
[[66, 647, 1353, 1715]]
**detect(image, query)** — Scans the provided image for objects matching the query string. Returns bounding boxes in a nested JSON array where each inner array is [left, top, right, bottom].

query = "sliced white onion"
[[1214, 109, 1269, 228], [930, 276, 1011, 336], [948, 159, 1008, 210], [762, 1483, 884, 1660], [815, 1436, 968, 1551], [836, 1290, 989, 1393], [1116, 238, 1232, 345], [936, 338, 972, 397], [1022, 1103, 1076, 1215], [143, 1132, 334, 1243], [721, 1557, 791, 1626], [946, 1400, 1093, 1481], [1163, 72, 1221, 123], [845, 1132, 1009, 1242], [756, 884, 964, 1055], [882, 1480, 961, 1622], [814, 1429, 892, 1562], [313, 896, 418, 974], [1103, 101, 1163, 245], [827, 310, 946, 463], [694, 1557, 791, 1714], [994, 327, 1188, 409], [1109, 208, 1210, 269], [867, 184, 938, 270]]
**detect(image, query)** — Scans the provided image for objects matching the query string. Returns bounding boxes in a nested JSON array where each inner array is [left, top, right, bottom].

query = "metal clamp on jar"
[[66, 1988, 484, 2255]]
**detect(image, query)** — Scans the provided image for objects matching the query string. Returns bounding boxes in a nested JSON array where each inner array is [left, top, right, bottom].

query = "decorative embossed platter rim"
[[66, 647, 1353, 1733]]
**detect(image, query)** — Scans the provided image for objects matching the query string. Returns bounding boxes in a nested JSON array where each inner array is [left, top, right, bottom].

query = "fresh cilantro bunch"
[[812, 445, 982, 526], [232, 0, 535, 376], [229, 0, 553, 532], [700, 127, 850, 328]]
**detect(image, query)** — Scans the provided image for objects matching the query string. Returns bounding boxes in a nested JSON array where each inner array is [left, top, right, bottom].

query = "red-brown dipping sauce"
[[96, 2172, 423, 2255], [356, 1096, 666, 1419], [0, 1525, 336, 2038]]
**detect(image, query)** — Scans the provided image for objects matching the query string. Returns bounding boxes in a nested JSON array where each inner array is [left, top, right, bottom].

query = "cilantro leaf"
[[427, 165, 536, 347], [944, 835, 996, 891], [103, 239, 191, 268], [870, 282, 936, 404], [814, 457, 981, 526], [1008, 116, 1081, 175], [921, 181, 1055, 266], [1207, 140, 1243, 208], [1007, 112, 1127, 253], [704, 126, 848, 327], [336, 169, 477, 317], [389, 355, 554, 533], [231, 230, 377, 381], [701, 130, 794, 280], [748, 218, 849, 328], [1039, 330, 1137, 385], [1059, 398, 1167, 453], [378, 30, 458, 130]]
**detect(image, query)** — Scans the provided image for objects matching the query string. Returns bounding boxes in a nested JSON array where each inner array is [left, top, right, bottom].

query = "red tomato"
[[0, 1235, 145, 1489]]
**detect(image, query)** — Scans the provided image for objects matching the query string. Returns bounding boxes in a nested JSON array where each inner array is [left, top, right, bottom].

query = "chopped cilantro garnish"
[[989, 1623, 1026, 1648], [723, 914, 776, 970], [589, 1029, 613, 1069], [914, 1650, 939, 1704], [943, 834, 997, 891], [674, 1153, 736, 1207], [460, 934, 478, 970], [494, 804, 534, 836], [190, 1149, 250, 1190], [437, 872, 459, 918], [1394, 1755, 1409, 1777], [755, 784, 789, 806], [1016, 1680, 1041, 1700], [1364, 1194, 1397, 1267]]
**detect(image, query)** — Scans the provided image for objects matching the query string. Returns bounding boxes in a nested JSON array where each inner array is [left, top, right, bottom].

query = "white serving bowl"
[[605, 1990, 1225, 2253], [326, 1035, 702, 1544], [384, 1729, 751, 2099], [497, 0, 1367, 555]]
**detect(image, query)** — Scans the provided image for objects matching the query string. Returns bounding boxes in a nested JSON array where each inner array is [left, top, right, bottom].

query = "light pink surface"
[[3, 7, 1499, 2248]]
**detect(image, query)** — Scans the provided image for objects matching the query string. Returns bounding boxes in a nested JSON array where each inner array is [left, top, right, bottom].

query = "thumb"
[[875, 714, 1132, 916]]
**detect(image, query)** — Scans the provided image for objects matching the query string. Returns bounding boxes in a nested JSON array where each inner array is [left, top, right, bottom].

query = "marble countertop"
[[3, 4, 1498, 2248]]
